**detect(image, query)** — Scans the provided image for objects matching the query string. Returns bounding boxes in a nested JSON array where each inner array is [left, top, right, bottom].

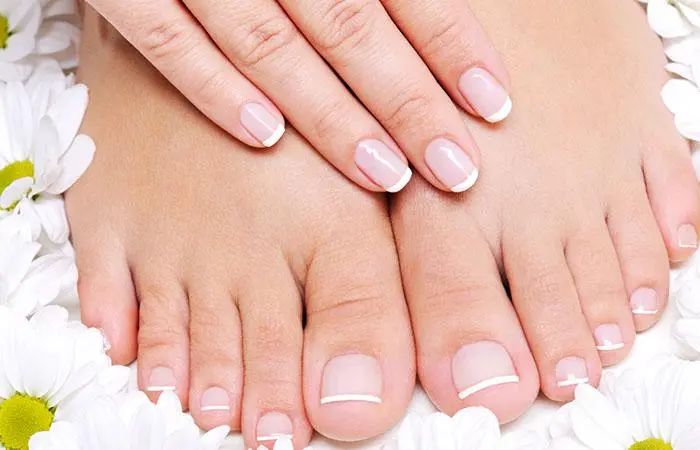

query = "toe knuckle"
[[315, 0, 377, 53], [381, 88, 433, 130], [229, 14, 297, 68]]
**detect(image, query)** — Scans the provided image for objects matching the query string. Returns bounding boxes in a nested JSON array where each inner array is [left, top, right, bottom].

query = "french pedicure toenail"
[[240, 102, 285, 147], [424, 138, 479, 193], [146, 366, 177, 392], [458, 67, 513, 123], [555, 356, 589, 387], [452, 341, 519, 400], [257, 412, 294, 442], [320, 354, 382, 405], [678, 224, 698, 249], [594, 324, 624, 351], [355, 139, 412, 193], [630, 287, 659, 315], [200, 386, 230, 413]]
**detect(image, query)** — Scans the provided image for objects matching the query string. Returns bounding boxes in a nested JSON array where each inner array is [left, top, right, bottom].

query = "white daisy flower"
[[0, 72, 94, 244], [381, 407, 548, 450], [642, 0, 700, 38], [29, 391, 230, 450], [661, 79, 700, 141], [549, 356, 700, 449], [0, 305, 129, 450]]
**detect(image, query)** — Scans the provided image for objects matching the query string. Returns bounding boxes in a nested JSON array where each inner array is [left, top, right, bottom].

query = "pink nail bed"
[[355, 139, 412, 192], [452, 341, 519, 400], [555, 356, 589, 387], [200, 386, 230, 412], [630, 287, 659, 315], [257, 411, 293, 442], [424, 138, 478, 193], [240, 102, 285, 147], [320, 354, 382, 405], [594, 324, 624, 351], [458, 67, 513, 123], [146, 366, 177, 392], [678, 224, 698, 249]]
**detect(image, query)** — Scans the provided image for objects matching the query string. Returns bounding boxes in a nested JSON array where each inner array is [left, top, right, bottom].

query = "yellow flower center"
[[629, 438, 673, 450], [0, 15, 9, 49], [0, 160, 34, 211], [0, 394, 55, 450]]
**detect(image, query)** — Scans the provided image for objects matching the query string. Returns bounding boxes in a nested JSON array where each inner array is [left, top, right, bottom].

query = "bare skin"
[[69, 0, 699, 449]]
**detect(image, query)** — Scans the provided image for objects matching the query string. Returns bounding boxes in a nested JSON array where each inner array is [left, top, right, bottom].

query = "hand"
[[86, 0, 512, 193]]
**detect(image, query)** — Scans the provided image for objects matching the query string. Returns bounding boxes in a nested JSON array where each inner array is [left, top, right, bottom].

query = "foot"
[[67, 9, 415, 447], [392, 0, 700, 422]]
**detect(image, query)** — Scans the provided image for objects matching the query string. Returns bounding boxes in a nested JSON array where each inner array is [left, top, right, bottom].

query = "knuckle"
[[140, 19, 193, 62], [188, 70, 227, 111], [316, 0, 376, 53], [419, 18, 471, 60], [420, 281, 502, 315], [138, 323, 184, 350], [382, 89, 433, 130], [309, 100, 353, 143], [229, 14, 297, 68]]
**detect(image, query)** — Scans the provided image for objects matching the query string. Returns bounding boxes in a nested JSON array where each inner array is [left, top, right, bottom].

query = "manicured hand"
[[86, 0, 512, 193]]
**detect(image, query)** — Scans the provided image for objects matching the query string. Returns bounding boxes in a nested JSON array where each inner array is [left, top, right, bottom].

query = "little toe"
[[394, 214, 538, 423], [564, 221, 636, 366], [643, 140, 700, 263], [303, 229, 415, 441], [238, 264, 312, 449], [134, 267, 190, 407], [187, 283, 243, 431], [607, 191, 670, 331], [504, 227, 601, 402]]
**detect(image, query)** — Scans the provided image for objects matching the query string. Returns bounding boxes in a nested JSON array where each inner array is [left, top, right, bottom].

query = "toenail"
[[320, 354, 382, 405], [256, 412, 294, 443], [555, 356, 589, 387], [678, 224, 698, 249], [451, 341, 519, 400], [594, 324, 624, 351], [424, 138, 479, 193], [355, 139, 412, 193], [146, 366, 177, 392], [200, 386, 230, 412], [630, 287, 659, 315]]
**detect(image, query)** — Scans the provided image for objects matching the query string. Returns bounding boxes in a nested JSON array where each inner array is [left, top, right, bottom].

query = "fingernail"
[[257, 412, 294, 442], [594, 324, 624, 351], [320, 354, 382, 405], [240, 102, 285, 147], [200, 386, 231, 412], [355, 139, 412, 192], [630, 287, 659, 315], [424, 138, 479, 193], [678, 224, 698, 249], [452, 341, 519, 400], [555, 356, 589, 387], [146, 366, 177, 392], [458, 67, 512, 123]]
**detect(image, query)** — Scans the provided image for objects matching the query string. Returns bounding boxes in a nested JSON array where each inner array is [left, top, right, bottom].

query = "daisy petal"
[[46, 84, 88, 154], [648, 0, 694, 37], [32, 195, 69, 243], [46, 134, 95, 194]]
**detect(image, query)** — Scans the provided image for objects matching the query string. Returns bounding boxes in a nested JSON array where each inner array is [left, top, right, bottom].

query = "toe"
[[395, 215, 538, 423], [134, 268, 190, 407], [643, 140, 700, 263], [303, 229, 415, 441], [564, 222, 636, 366], [187, 283, 243, 431], [74, 233, 137, 365], [607, 191, 670, 331], [504, 226, 601, 402], [238, 264, 312, 449]]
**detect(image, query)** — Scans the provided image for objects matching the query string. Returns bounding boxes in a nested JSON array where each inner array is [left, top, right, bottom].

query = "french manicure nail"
[[200, 386, 230, 412], [240, 102, 285, 147], [458, 67, 512, 123], [320, 354, 382, 405], [257, 412, 294, 442], [555, 356, 589, 387], [452, 341, 519, 400], [678, 224, 698, 249], [355, 139, 412, 192], [594, 324, 624, 351], [424, 138, 479, 193], [630, 287, 659, 315], [146, 366, 177, 392]]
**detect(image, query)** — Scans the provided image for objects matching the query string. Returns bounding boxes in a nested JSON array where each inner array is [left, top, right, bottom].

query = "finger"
[[181, 0, 413, 193], [383, 0, 513, 123], [278, 0, 482, 193], [84, 0, 286, 148]]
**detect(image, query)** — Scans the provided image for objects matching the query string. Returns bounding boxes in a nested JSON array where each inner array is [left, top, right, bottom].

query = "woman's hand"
[[87, 0, 511, 193]]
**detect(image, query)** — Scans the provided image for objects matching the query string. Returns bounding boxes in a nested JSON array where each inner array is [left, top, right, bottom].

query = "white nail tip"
[[484, 97, 513, 123], [557, 375, 590, 387], [451, 169, 479, 193], [386, 167, 413, 193], [146, 385, 176, 392], [262, 124, 285, 147], [457, 374, 520, 400], [320, 394, 382, 405], [596, 340, 624, 351], [201, 405, 231, 412], [257, 434, 294, 442], [632, 307, 659, 315]]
